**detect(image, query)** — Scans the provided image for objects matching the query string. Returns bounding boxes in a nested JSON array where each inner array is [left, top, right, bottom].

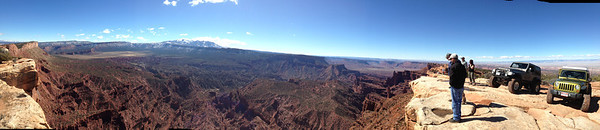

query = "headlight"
[[492, 69, 496, 73], [576, 85, 580, 90], [507, 71, 514, 75], [555, 82, 559, 87]]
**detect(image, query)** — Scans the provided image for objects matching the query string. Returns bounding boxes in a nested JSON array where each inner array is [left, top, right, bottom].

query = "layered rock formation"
[[350, 70, 426, 129], [0, 58, 50, 129], [0, 58, 38, 94], [405, 75, 600, 130], [6, 41, 42, 58]]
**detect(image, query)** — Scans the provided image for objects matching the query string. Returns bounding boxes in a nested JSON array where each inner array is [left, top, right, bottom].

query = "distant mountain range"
[[36, 39, 222, 48], [160, 39, 222, 48]]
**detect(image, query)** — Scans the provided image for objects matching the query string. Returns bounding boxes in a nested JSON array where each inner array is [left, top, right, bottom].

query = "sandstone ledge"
[[405, 75, 600, 130], [0, 79, 50, 129], [0, 58, 50, 129]]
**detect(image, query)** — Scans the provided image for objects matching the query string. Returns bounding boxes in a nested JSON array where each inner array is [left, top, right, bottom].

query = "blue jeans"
[[450, 87, 464, 120]]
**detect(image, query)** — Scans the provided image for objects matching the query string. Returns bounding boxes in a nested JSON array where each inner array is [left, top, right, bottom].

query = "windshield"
[[560, 70, 586, 80], [510, 63, 528, 69]]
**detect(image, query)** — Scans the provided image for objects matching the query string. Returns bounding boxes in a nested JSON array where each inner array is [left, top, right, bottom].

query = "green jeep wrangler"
[[546, 67, 592, 112]]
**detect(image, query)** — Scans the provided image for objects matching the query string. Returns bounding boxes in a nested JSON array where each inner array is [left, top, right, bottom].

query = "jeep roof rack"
[[562, 66, 588, 71]]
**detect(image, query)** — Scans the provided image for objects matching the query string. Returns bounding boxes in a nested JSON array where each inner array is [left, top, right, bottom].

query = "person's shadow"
[[461, 116, 507, 122]]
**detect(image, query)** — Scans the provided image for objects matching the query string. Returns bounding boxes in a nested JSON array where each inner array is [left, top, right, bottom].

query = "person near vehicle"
[[445, 54, 467, 104], [468, 59, 476, 85], [461, 57, 468, 71], [448, 53, 467, 123], [444, 53, 452, 75]]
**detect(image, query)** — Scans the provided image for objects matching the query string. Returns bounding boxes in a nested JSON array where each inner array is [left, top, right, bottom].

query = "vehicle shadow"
[[556, 96, 600, 113], [472, 82, 488, 87], [539, 87, 548, 94], [590, 97, 599, 112], [462, 116, 507, 123]]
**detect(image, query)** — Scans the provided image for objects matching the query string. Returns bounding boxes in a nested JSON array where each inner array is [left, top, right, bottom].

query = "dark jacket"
[[449, 61, 467, 88]]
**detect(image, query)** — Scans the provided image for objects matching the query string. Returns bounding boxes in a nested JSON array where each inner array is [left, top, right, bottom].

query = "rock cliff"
[[405, 75, 600, 130], [0, 58, 50, 129], [0, 58, 38, 95]]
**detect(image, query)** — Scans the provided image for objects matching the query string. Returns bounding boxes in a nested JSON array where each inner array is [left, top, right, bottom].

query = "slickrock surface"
[[406, 75, 600, 130], [0, 57, 50, 129], [0, 78, 50, 129]]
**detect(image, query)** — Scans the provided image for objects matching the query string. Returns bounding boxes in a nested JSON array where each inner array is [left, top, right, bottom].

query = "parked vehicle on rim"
[[547, 66, 592, 112], [488, 62, 542, 94]]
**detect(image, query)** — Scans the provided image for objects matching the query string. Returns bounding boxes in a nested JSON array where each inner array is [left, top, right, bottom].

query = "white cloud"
[[498, 56, 531, 59], [163, 0, 177, 6], [476, 56, 494, 59], [75, 33, 85, 37], [61, 35, 65, 39], [147, 28, 155, 31], [180, 33, 188, 36], [246, 32, 253, 35], [97, 36, 104, 39], [116, 34, 131, 39], [92, 34, 96, 37], [103, 29, 111, 34], [189, 37, 246, 47], [189, 0, 238, 6], [226, 32, 233, 34], [137, 37, 146, 41], [158, 27, 165, 30], [586, 54, 600, 57], [140, 30, 145, 33], [550, 55, 564, 58]]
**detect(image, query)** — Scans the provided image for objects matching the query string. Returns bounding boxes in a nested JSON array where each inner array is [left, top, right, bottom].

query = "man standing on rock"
[[448, 53, 467, 123]]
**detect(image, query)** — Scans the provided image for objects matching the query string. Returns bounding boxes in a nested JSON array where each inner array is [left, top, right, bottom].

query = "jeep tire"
[[530, 83, 540, 94], [508, 79, 520, 94], [581, 94, 591, 112], [489, 76, 500, 88], [547, 87, 555, 104]]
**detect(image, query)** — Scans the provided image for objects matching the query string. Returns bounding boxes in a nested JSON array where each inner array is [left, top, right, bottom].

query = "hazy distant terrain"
[[19, 40, 407, 129], [326, 57, 428, 77], [480, 60, 600, 75]]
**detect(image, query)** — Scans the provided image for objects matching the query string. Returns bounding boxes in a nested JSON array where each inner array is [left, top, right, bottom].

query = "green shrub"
[[475, 68, 492, 79], [0, 52, 12, 62], [593, 74, 600, 82]]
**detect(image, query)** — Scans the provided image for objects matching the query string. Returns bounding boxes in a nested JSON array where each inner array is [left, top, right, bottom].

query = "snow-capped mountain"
[[160, 39, 222, 48]]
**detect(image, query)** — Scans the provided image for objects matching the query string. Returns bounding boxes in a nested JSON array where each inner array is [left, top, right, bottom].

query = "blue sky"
[[1, 0, 599, 61]]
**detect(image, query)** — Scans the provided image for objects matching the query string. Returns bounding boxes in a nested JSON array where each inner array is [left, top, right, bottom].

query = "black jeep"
[[488, 62, 542, 94]]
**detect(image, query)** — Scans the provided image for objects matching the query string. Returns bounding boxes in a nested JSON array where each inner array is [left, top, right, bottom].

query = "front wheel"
[[547, 87, 555, 104], [530, 83, 540, 94], [581, 94, 591, 112], [508, 79, 521, 94], [489, 76, 500, 88]]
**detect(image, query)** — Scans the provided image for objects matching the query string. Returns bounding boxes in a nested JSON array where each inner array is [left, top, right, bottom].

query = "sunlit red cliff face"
[[9, 41, 427, 129]]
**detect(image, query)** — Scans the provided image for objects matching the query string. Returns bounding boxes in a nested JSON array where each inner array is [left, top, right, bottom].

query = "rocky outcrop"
[[405, 75, 600, 130], [384, 70, 425, 87], [0, 58, 38, 94], [0, 68, 49, 129], [6, 41, 40, 58]]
